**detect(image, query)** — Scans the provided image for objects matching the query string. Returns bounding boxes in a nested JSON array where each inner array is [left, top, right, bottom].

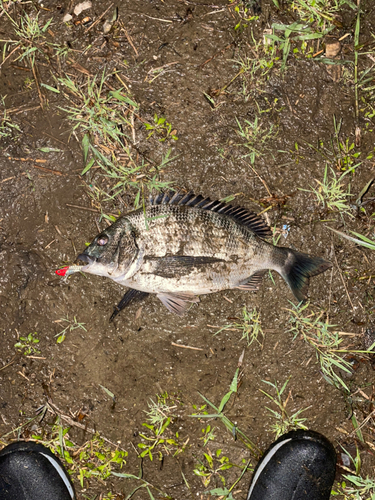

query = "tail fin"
[[280, 249, 332, 302]]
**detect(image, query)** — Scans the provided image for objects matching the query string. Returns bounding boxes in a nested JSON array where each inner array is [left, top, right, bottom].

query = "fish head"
[[77, 217, 139, 279]]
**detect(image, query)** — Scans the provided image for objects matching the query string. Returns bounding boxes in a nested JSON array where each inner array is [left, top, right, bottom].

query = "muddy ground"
[[1, 0, 375, 498]]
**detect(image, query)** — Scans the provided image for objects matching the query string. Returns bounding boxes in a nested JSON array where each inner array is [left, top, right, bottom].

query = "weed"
[[334, 474, 375, 499], [231, 0, 260, 32], [201, 424, 216, 446], [328, 227, 375, 251], [215, 305, 264, 347], [191, 368, 261, 457], [265, 21, 332, 70], [144, 392, 177, 426], [58, 71, 137, 146], [14, 332, 40, 356], [0, 98, 21, 140], [290, 0, 356, 29], [287, 302, 375, 392], [32, 422, 127, 488], [260, 378, 310, 438], [55, 70, 175, 208], [137, 392, 186, 462], [307, 117, 362, 172], [235, 116, 277, 164], [193, 448, 238, 488], [55, 315, 86, 344], [300, 164, 354, 216], [144, 114, 178, 142], [0, 9, 52, 66]]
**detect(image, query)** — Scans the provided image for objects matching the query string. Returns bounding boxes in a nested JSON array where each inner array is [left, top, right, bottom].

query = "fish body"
[[78, 192, 331, 315]]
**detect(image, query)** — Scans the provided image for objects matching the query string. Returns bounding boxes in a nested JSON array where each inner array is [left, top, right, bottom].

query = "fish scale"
[[76, 192, 332, 317]]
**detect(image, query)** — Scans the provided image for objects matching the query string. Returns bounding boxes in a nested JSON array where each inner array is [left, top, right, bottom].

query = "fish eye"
[[97, 235, 108, 246]]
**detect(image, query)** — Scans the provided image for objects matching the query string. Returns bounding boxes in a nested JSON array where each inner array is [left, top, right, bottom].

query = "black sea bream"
[[77, 192, 331, 316]]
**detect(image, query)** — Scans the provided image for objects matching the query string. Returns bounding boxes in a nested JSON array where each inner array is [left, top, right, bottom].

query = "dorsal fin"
[[150, 191, 271, 239]]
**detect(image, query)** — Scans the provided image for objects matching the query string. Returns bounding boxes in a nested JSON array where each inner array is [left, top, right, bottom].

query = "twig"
[[0, 356, 17, 372], [47, 402, 128, 452], [171, 342, 203, 351], [7, 157, 47, 163], [84, 3, 114, 33], [122, 28, 138, 56], [30, 60, 44, 110], [32, 164, 64, 176], [0, 45, 20, 68], [200, 42, 234, 68], [247, 163, 272, 197]]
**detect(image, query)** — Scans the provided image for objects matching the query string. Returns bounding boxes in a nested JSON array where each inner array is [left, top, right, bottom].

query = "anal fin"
[[236, 270, 266, 291], [157, 292, 200, 316]]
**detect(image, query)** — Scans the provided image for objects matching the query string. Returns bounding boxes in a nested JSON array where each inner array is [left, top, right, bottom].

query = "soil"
[[1, 0, 375, 499]]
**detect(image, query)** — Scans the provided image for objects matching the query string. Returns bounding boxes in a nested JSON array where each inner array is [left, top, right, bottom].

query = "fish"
[[76, 191, 332, 317]]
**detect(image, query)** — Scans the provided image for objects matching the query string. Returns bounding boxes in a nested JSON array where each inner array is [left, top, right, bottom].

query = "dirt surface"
[[1, 0, 375, 498]]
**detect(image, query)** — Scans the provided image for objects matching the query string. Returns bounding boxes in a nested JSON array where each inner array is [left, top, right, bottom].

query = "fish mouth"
[[77, 253, 95, 266]]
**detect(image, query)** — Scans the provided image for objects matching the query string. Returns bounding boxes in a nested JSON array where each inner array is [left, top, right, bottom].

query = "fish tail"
[[280, 248, 332, 302]]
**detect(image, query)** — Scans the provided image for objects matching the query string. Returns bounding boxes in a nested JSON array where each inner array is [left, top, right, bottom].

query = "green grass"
[[55, 315, 86, 344], [0, 8, 52, 66], [328, 227, 375, 251], [300, 164, 354, 216], [214, 305, 264, 347], [307, 116, 362, 172], [137, 392, 186, 462], [260, 378, 310, 438], [191, 368, 261, 458], [0, 98, 21, 140], [29, 417, 127, 488], [235, 115, 277, 164], [52, 70, 176, 209], [287, 302, 375, 392]]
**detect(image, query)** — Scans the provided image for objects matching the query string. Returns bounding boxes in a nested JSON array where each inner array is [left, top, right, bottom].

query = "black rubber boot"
[[247, 429, 337, 500], [0, 441, 75, 500]]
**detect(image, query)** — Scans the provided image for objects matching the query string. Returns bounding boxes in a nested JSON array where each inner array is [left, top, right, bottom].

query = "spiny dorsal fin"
[[150, 190, 271, 239]]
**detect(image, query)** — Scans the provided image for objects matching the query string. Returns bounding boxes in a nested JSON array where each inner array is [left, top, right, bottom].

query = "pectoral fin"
[[110, 288, 149, 322], [157, 292, 200, 316]]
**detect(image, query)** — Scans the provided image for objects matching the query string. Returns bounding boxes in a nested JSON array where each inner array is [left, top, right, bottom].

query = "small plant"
[[307, 117, 362, 172], [193, 448, 236, 488], [235, 116, 276, 164], [32, 422, 127, 488], [334, 474, 375, 499], [200, 424, 216, 446], [144, 391, 177, 426], [0, 99, 21, 140], [55, 315, 86, 344], [260, 378, 310, 438], [14, 332, 40, 356], [301, 164, 354, 216], [265, 21, 332, 70], [144, 114, 178, 142], [58, 71, 138, 147], [191, 368, 261, 457], [137, 392, 185, 461], [290, 0, 355, 29], [0, 9, 53, 66], [215, 305, 264, 347], [287, 302, 375, 392]]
